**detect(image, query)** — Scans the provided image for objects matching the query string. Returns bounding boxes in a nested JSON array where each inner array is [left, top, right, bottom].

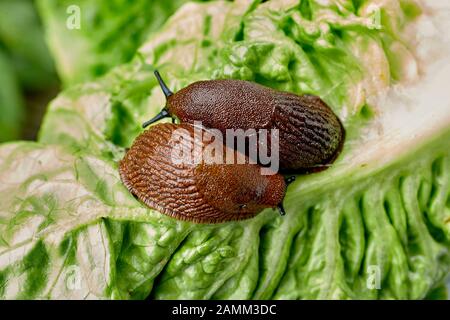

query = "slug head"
[[195, 164, 287, 218]]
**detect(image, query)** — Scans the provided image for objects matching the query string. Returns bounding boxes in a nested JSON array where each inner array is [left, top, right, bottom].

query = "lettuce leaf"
[[0, 142, 197, 299], [0, 0, 57, 90], [36, 0, 212, 86], [1, 0, 449, 299], [0, 49, 24, 142]]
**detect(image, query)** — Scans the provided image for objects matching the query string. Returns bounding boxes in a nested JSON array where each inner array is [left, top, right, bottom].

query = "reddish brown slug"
[[143, 71, 345, 172], [119, 123, 293, 223]]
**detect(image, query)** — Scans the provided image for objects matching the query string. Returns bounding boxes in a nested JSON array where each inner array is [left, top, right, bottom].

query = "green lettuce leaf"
[[1, 0, 449, 299], [0, 0, 57, 90], [0, 49, 24, 142], [0, 142, 199, 299], [36, 0, 212, 86]]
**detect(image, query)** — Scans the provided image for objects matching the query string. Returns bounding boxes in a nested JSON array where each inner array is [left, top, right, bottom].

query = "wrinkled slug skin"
[[119, 123, 286, 223], [272, 94, 344, 171], [168, 80, 344, 171]]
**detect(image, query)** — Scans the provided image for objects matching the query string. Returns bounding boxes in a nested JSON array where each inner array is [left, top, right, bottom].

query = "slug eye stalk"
[[142, 70, 174, 128], [285, 176, 296, 185], [277, 176, 295, 216], [142, 108, 170, 128], [277, 203, 286, 216], [154, 70, 173, 98]]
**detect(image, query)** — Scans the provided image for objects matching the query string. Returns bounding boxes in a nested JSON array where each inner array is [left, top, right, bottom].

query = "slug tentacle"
[[285, 176, 296, 185], [277, 203, 287, 216], [154, 70, 173, 98], [142, 71, 176, 128], [142, 108, 171, 128]]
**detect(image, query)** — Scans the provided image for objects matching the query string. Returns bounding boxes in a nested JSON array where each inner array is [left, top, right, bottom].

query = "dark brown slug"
[[119, 123, 292, 223], [143, 71, 345, 172]]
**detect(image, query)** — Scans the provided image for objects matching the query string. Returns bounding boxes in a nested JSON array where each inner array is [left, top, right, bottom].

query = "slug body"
[[119, 123, 287, 223], [145, 72, 345, 172]]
